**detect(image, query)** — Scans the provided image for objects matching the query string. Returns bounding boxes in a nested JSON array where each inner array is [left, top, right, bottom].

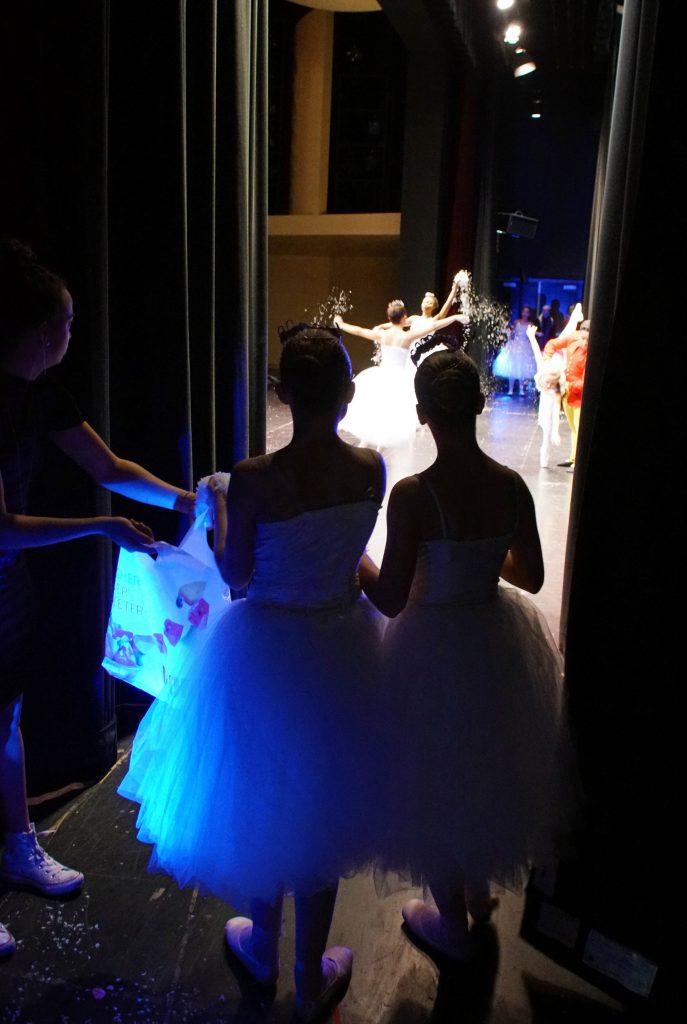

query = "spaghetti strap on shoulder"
[[417, 474, 447, 540], [510, 468, 520, 535]]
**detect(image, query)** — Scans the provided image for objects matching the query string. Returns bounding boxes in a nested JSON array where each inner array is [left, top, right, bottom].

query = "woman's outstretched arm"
[[0, 471, 154, 552], [52, 422, 196, 514]]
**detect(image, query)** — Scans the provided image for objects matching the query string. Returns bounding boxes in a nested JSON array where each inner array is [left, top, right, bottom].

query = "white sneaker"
[[224, 916, 279, 985], [0, 922, 16, 958], [0, 823, 84, 896], [294, 946, 353, 1021], [401, 898, 470, 960]]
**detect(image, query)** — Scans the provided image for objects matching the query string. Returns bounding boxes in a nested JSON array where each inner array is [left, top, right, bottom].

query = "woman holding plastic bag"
[[0, 238, 195, 958]]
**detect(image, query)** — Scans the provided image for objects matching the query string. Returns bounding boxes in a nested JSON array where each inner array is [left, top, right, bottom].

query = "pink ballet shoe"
[[401, 899, 471, 960], [224, 917, 279, 985], [294, 946, 353, 1021]]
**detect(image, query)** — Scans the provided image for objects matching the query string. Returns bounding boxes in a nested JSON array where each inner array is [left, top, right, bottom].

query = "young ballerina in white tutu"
[[359, 350, 577, 960], [118, 325, 386, 1020], [334, 302, 465, 449]]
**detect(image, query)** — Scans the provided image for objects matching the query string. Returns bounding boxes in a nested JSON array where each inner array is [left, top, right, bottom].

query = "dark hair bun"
[[415, 350, 482, 426], [278, 323, 352, 414]]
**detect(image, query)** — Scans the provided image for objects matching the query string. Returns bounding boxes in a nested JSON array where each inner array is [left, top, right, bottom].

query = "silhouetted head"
[[0, 238, 69, 350], [415, 350, 484, 429], [277, 323, 353, 414], [387, 300, 407, 324]]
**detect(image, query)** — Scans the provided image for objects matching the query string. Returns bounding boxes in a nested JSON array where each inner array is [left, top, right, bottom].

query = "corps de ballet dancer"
[[374, 273, 469, 368], [359, 350, 579, 960], [334, 302, 465, 450], [118, 325, 389, 1021]]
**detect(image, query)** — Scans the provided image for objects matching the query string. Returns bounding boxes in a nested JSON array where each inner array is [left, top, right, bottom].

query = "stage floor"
[[1, 392, 626, 1022]]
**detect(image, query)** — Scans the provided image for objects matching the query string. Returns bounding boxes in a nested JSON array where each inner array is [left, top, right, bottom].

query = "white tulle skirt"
[[339, 360, 418, 449], [492, 326, 537, 382], [118, 594, 387, 910], [375, 586, 579, 893]]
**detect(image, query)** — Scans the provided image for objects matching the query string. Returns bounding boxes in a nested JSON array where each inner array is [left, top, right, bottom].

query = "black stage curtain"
[[522, 1, 679, 1011], [0, 0, 267, 795]]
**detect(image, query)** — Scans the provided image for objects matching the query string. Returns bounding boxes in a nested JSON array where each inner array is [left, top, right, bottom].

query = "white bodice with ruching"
[[247, 500, 379, 608]]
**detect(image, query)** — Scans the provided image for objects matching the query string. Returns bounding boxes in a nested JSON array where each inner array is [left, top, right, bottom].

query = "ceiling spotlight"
[[496, 0, 515, 9], [531, 112, 541, 119], [514, 58, 537, 77], [504, 23, 522, 45]]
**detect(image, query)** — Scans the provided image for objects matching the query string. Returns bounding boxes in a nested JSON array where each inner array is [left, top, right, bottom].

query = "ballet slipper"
[[225, 917, 279, 985], [401, 899, 471, 960]]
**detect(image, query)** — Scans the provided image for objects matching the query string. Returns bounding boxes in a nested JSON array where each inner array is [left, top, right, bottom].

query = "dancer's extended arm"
[[333, 316, 380, 344], [434, 275, 460, 320], [526, 324, 544, 372]]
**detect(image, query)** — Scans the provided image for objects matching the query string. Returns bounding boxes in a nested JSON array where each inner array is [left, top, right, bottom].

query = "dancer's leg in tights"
[[249, 895, 283, 970], [294, 883, 339, 1000]]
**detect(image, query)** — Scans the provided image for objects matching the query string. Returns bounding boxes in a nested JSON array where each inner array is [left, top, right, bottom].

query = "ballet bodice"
[[247, 500, 379, 608], [379, 345, 410, 370], [408, 535, 512, 607]]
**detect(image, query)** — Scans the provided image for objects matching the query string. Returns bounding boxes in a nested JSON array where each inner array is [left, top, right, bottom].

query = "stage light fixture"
[[496, 0, 515, 9], [514, 54, 536, 77], [504, 23, 522, 44], [531, 112, 541, 118]]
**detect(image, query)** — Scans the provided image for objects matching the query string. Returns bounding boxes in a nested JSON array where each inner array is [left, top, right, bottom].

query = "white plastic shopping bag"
[[102, 517, 230, 700]]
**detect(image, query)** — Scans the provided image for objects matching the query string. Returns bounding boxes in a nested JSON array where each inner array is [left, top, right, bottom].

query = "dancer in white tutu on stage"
[[374, 273, 469, 368], [359, 349, 579, 960], [334, 301, 465, 450], [492, 304, 538, 396], [119, 324, 387, 1021]]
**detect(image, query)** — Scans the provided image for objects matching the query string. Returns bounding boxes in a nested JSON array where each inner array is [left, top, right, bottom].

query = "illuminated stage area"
[[0, 393, 609, 1024]]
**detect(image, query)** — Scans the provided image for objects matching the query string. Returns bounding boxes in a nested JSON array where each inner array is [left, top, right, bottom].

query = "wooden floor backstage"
[[0, 386, 633, 1023]]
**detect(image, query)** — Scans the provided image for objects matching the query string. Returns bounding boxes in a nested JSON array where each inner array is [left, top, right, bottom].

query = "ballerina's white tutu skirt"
[[376, 585, 578, 892], [118, 592, 386, 910]]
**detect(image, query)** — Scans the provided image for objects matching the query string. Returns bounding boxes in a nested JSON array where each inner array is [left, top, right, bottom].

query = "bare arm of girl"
[[333, 316, 380, 343], [0, 471, 154, 552], [404, 313, 466, 345], [499, 474, 544, 593], [359, 477, 422, 617], [526, 324, 544, 372], [213, 460, 259, 590], [435, 278, 459, 320], [51, 422, 196, 515]]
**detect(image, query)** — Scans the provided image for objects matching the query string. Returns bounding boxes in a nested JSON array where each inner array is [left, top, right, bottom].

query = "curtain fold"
[[560, 0, 659, 646], [0, 0, 267, 792]]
